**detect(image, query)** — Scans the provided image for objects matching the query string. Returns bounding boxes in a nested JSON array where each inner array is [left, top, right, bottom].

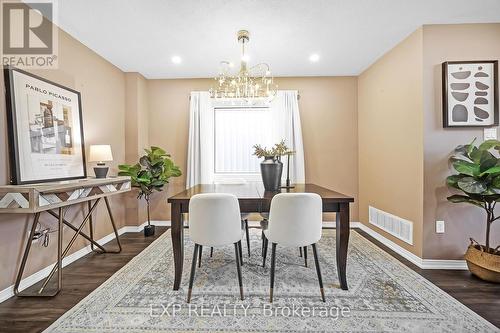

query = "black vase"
[[260, 156, 283, 191]]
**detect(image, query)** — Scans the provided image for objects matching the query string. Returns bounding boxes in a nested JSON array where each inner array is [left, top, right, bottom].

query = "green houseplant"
[[446, 138, 500, 282], [118, 146, 181, 236]]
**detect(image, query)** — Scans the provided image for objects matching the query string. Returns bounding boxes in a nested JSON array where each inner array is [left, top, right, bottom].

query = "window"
[[186, 91, 304, 188], [213, 106, 279, 182]]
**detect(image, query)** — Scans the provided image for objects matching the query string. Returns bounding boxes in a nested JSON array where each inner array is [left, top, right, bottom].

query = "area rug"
[[44, 229, 498, 332]]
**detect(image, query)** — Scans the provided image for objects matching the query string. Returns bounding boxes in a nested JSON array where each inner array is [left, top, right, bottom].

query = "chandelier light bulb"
[[171, 55, 182, 64], [309, 53, 320, 62]]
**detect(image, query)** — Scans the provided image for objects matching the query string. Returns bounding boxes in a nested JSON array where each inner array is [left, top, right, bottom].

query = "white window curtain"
[[270, 90, 305, 183], [186, 90, 305, 188], [186, 91, 214, 188]]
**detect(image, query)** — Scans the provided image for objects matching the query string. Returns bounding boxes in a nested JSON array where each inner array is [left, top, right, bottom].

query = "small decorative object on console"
[[89, 145, 113, 178]]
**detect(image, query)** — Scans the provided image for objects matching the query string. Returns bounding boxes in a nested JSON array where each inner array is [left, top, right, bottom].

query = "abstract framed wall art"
[[3, 67, 87, 184], [442, 60, 498, 128]]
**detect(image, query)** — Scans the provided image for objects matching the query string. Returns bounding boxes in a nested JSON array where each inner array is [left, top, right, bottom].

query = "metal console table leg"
[[14, 207, 65, 297], [87, 198, 122, 253], [88, 200, 96, 251], [47, 198, 122, 254], [46, 209, 107, 253], [38, 200, 101, 294], [13, 195, 122, 297], [103, 197, 122, 253]]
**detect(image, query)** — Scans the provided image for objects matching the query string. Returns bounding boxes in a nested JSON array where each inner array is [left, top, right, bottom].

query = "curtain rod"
[[189, 93, 301, 100]]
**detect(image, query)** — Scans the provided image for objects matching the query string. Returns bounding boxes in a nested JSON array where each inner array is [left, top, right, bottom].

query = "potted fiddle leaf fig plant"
[[446, 139, 500, 282], [253, 140, 293, 191], [118, 146, 181, 237]]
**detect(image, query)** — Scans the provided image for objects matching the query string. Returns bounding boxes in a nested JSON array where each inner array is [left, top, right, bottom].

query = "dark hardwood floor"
[[0, 226, 498, 332], [0, 227, 169, 333]]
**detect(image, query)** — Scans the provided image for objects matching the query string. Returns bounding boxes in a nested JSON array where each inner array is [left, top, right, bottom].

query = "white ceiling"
[[53, 0, 500, 79]]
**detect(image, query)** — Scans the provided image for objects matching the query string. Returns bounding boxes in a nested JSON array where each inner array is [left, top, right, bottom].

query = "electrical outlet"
[[484, 127, 497, 140], [436, 220, 445, 234]]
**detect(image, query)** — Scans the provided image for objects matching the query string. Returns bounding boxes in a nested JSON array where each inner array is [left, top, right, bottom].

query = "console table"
[[0, 176, 131, 297]]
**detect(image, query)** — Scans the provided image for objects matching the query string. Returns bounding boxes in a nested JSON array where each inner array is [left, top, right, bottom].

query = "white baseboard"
[[0, 220, 170, 304], [418, 259, 468, 270], [322, 221, 362, 229], [354, 222, 468, 270]]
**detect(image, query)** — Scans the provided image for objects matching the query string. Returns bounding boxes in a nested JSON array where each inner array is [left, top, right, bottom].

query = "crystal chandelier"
[[209, 30, 277, 102]]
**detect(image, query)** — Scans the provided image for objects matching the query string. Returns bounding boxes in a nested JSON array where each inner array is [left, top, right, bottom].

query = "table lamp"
[[89, 145, 113, 178]]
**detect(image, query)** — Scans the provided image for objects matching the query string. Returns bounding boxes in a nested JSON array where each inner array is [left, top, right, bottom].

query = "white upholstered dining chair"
[[206, 179, 251, 262], [187, 193, 244, 303], [262, 193, 325, 302]]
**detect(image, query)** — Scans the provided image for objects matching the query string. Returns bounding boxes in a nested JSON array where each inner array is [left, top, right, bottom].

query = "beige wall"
[[147, 77, 359, 222], [0, 29, 127, 291], [422, 24, 500, 259], [124, 73, 149, 225], [125, 72, 149, 164], [358, 23, 500, 260], [358, 28, 425, 257]]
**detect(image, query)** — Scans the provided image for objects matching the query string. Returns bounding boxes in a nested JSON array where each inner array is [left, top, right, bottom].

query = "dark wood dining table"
[[167, 183, 354, 290]]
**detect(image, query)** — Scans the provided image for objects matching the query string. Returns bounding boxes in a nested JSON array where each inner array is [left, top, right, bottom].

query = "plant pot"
[[144, 224, 155, 237], [260, 156, 283, 191], [464, 244, 500, 283]]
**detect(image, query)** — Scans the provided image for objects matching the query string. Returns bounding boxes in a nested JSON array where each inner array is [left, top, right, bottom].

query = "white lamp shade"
[[89, 145, 113, 162]]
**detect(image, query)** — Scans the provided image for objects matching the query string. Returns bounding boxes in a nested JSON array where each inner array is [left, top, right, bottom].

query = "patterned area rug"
[[44, 229, 498, 332]]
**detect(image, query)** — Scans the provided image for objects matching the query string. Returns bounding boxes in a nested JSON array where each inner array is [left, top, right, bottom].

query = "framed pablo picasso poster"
[[442, 60, 498, 128], [4, 67, 87, 184]]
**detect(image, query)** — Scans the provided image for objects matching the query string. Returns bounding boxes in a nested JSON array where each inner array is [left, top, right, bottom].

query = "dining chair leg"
[[261, 230, 264, 257], [234, 242, 244, 300], [244, 219, 251, 257], [270, 243, 277, 303], [238, 241, 244, 266], [262, 234, 268, 267], [312, 243, 325, 302], [187, 244, 199, 303], [303, 246, 308, 267], [198, 245, 203, 268], [299, 247, 303, 257], [210, 247, 213, 257]]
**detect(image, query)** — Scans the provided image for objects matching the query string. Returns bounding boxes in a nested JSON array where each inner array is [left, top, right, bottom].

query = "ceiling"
[[53, 0, 500, 79]]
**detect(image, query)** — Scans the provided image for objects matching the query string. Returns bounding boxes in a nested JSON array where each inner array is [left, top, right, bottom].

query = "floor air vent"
[[368, 206, 413, 245]]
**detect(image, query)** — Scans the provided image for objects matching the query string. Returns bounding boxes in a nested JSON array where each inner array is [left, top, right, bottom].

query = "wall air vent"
[[368, 206, 413, 245]]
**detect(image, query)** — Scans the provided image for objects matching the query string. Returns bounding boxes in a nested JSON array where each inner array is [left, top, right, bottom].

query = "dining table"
[[167, 183, 354, 290]]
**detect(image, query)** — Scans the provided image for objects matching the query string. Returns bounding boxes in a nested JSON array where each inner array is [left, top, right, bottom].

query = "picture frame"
[[4, 67, 87, 184], [442, 60, 498, 128]]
